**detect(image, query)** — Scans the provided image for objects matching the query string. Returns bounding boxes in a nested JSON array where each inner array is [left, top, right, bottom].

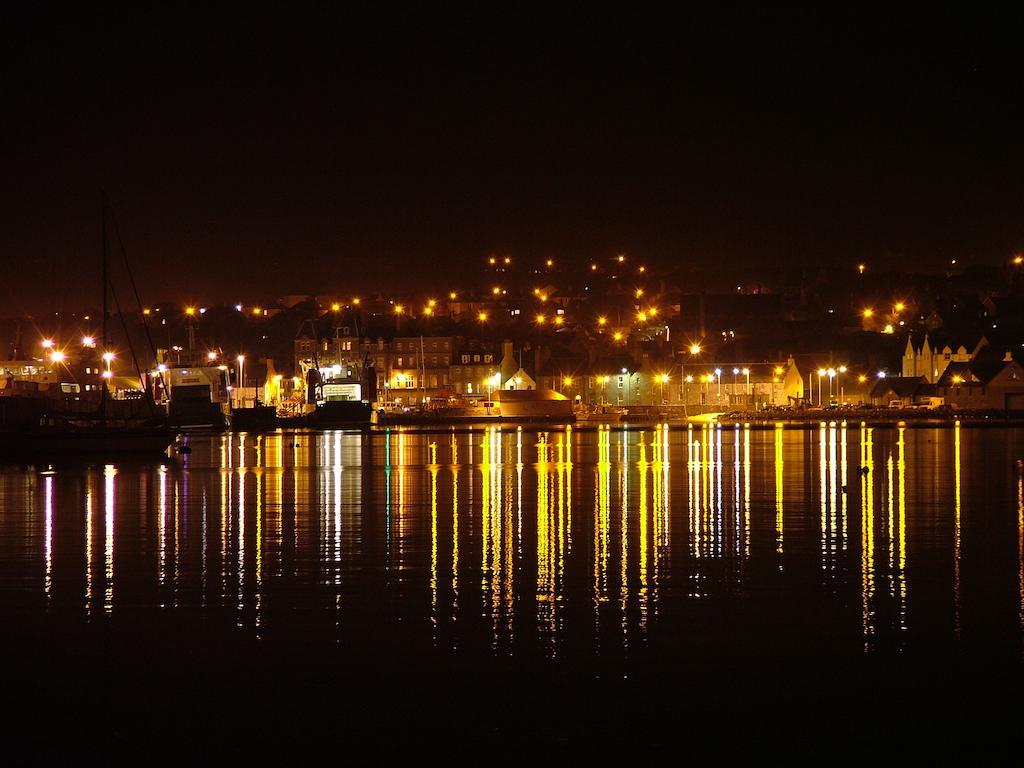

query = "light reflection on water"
[[3, 423, 1024, 659]]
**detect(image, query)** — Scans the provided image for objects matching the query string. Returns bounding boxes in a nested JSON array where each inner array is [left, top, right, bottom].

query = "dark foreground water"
[[2, 423, 1023, 757]]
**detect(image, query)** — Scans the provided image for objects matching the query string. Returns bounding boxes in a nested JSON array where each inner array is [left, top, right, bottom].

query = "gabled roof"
[[870, 376, 930, 398]]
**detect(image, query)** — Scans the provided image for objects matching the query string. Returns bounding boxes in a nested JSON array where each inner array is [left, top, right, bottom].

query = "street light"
[[714, 368, 722, 401], [237, 355, 245, 391], [817, 368, 826, 405], [658, 373, 669, 404]]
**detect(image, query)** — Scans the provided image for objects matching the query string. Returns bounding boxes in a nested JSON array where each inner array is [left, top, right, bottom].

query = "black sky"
[[2, 6, 1022, 313]]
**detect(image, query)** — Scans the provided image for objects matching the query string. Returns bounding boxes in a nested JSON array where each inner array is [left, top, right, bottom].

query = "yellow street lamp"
[[82, 336, 96, 347], [535, 313, 546, 324], [331, 302, 341, 312], [862, 308, 874, 318], [553, 316, 564, 326], [394, 304, 404, 315], [50, 350, 66, 363], [612, 331, 623, 342], [894, 302, 905, 313], [689, 343, 702, 355], [185, 306, 196, 317], [41, 339, 54, 349], [597, 316, 608, 327], [352, 297, 361, 306], [477, 311, 488, 323]]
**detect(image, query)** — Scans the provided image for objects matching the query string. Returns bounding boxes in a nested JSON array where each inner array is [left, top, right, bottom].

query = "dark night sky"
[[2, 6, 1022, 313]]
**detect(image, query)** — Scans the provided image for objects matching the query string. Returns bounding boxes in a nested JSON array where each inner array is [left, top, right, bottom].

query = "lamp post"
[[237, 355, 245, 406], [742, 367, 750, 407], [714, 368, 722, 403], [816, 368, 826, 405], [837, 365, 847, 404]]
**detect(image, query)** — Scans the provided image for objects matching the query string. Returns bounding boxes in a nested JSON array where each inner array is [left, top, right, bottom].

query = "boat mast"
[[101, 190, 108, 354]]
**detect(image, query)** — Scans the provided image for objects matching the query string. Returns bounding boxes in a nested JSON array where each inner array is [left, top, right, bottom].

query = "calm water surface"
[[3, 423, 1023, 755]]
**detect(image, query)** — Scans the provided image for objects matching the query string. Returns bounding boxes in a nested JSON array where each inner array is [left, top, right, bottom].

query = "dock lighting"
[[591, 263, 598, 271], [952, 375, 964, 384], [217, 365, 227, 371], [827, 368, 836, 378], [894, 302, 905, 313], [858, 374, 867, 383], [546, 259, 554, 267], [237, 355, 245, 363], [207, 351, 218, 361], [862, 308, 874, 318], [50, 350, 66, 363], [102, 352, 116, 363], [1014, 255, 1023, 265], [331, 302, 341, 312], [714, 368, 722, 376], [617, 254, 626, 263], [658, 373, 670, 384], [423, 306, 434, 316], [774, 366, 784, 376], [635, 288, 644, 298], [883, 324, 894, 334], [488, 257, 496, 265], [394, 304, 404, 315], [877, 371, 886, 379], [235, 304, 243, 312], [427, 298, 437, 308], [742, 368, 749, 375], [621, 367, 628, 374], [449, 292, 457, 300], [477, 311, 488, 323], [535, 313, 546, 324], [82, 336, 96, 347], [689, 343, 702, 355], [817, 368, 826, 377], [185, 307, 196, 316], [563, 376, 573, 386], [637, 311, 647, 322], [553, 316, 564, 326], [598, 316, 608, 327], [839, 365, 847, 373], [143, 308, 151, 315], [539, 293, 547, 302], [685, 375, 693, 383], [42, 339, 54, 349], [612, 331, 623, 342], [638, 265, 646, 273], [733, 367, 740, 375], [649, 307, 659, 317], [252, 307, 262, 316], [858, 264, 866, 274], [101, 370, 113, 379], [504, 257, 511, 265], [158, 364, 167, 373], [352, 297, 361, 305], [492, 286, 501, 295]]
